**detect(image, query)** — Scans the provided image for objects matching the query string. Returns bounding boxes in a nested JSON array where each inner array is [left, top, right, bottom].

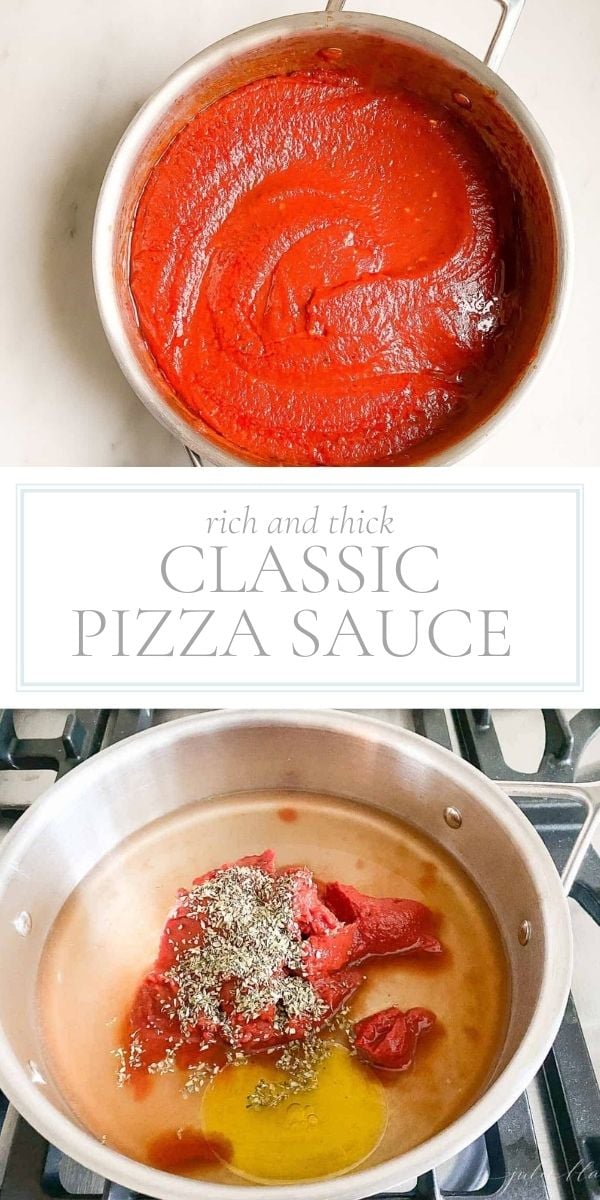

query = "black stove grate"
[[0, 711, 153, 813], [0, 709, 599, 1200]]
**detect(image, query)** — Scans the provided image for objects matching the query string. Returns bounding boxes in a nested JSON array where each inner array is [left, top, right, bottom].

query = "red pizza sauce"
[[129, 67, 515, 465]]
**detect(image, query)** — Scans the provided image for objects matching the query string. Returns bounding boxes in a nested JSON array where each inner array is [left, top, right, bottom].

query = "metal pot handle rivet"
[[325, 0, 525, 73], [26, 1061, 46, 1085], [12, 910, 32, 937], [444, 805, 463, 829], [518, 919, 532, 946]]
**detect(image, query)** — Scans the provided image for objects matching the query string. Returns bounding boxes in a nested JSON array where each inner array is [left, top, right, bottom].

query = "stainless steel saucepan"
[[0, 710, 597, 1200], [93, 0, 572, 467]]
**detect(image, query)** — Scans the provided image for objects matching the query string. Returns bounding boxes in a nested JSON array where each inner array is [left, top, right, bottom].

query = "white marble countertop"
[[1, 0, 599, 467]]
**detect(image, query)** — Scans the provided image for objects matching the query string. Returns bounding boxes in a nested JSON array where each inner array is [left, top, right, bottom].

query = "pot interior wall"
[[111, 20, 559, 464], [0, 716, 547, 1134]]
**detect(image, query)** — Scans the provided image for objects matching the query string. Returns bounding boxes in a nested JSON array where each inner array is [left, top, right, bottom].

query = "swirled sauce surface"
[[130, 68, 513, 464]]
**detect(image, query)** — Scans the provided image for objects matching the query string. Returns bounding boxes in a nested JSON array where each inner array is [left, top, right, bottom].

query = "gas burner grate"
[[0, 711, 153, 820], [451, 709, 600, 785], [0, 709, 109, 781], [0, 709, 599, 1200]]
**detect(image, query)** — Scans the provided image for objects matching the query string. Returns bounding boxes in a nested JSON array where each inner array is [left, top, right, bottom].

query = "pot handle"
[[496, 779, 600, 894], [325, 0, 524, 73]]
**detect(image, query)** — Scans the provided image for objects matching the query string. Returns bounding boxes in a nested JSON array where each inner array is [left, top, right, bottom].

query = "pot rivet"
[[444, 806, 463, 829], [26, 1060, 46, 1085], [453, 90, 472, 109], [518, 920, 532, 946], [12, 911, 32, 937]]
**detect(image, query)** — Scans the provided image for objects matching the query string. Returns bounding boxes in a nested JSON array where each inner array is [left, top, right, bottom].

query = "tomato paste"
[[130, 68, 512, 465], [354, 1006, 436, 1070], [147, 1129, 233, 1172], [120, 851, 440, 1082]]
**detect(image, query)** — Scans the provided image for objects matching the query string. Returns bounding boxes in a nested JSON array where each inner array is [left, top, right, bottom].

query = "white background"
[[1, 0, 599, 467], [0, 468, 590, 706]]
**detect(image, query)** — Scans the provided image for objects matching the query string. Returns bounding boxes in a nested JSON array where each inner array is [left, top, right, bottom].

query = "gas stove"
[[0, 709, 599, 1200]]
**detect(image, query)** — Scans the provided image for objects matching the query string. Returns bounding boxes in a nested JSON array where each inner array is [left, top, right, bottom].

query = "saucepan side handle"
[[496, 779, 600, 895], [324, 0, 525, 73], [483, 0, 525, 71]]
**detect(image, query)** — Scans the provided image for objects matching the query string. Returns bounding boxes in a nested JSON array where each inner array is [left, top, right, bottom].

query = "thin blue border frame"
[[16, 483, 584, 692]]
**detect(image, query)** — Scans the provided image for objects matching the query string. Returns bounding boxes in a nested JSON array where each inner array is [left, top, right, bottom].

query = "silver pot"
[[0, 710, 598, 1200], [93, 0, 572, 467]]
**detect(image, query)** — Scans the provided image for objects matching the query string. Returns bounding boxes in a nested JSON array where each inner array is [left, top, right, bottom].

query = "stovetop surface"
[[0, 709, 599, 1200]]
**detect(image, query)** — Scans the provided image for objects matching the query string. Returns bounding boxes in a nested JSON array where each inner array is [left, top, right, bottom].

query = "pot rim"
[[0, 709, 573, 1200], [92, 10, 574, 468]]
